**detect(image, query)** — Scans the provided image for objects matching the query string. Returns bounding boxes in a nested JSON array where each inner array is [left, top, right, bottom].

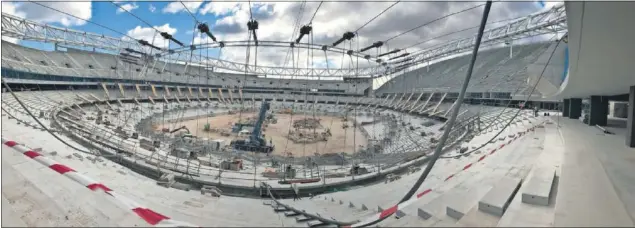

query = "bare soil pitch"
[[153, 113, 367, 157]]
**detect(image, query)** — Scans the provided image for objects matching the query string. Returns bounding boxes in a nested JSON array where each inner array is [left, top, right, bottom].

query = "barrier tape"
[[345, 121, 543, 227], [1, 138, 198, 227]]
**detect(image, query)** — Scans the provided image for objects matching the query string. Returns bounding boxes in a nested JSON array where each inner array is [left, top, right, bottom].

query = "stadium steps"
[[1, 195, 28, 227], [496, 121, 561, 226], [1, 144, 146, 227]]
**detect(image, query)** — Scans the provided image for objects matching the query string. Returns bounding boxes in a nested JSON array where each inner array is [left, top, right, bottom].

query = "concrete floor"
[[553, 117, 635, 226]]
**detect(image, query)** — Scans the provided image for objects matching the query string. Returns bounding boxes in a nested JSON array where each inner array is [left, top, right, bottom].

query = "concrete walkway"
[[553, 117, 635, 226]]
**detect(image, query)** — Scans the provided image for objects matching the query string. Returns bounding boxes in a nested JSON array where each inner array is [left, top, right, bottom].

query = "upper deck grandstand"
[[2, 1, 635, 227]]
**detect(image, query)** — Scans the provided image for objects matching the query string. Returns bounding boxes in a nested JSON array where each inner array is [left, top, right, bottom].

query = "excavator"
[[162, 126, 194, 138], [230, 101, 275, 154]]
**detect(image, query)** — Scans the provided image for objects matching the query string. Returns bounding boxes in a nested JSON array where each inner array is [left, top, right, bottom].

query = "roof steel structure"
[[0, 4, 566, 78]]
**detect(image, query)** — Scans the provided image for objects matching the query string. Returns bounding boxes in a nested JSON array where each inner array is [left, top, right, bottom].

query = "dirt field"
[[153, 113, 367, 157]]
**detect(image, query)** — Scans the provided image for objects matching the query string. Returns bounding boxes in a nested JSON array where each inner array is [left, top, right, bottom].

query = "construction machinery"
[[163, 125, 193, 138], [230, 101, 275, 153]]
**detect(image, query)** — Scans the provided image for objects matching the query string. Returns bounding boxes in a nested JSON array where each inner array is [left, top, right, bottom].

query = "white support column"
[[430, 92, 447, 114], [409, 93, 424, 111], [105, 100, 114, 109], [151, 85, 158, 98], [418, 92, 435, 112], [101, 83, 110, 99], [377, 94, 390, 108], [444, 100, 458, 117], [207, 88, 213, 102], [217, 88, 226, 104], [392, 94, 405, 109], [227, 89, 235, 104], [117, 83, 125, 98], [387, 94, 398, 107], [176, 86, 183, 97], [165, 86, 171, 97], [399, 92, 415, 110], [239, 89, 244, 104], [76, 94, 92, 103], [89, 93, 103, 103]]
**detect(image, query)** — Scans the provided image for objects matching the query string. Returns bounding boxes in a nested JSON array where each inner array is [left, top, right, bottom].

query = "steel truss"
[[1, 4, 566, 78], [392, 4, 568, 74]]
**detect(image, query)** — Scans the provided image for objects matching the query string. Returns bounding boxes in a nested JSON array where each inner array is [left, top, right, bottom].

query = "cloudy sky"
[[1, 1, 559, 79]]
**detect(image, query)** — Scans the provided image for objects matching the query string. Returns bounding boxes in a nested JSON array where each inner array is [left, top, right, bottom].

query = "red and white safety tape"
[[346, 122, 542, 227], [1, 138, 197, 227]]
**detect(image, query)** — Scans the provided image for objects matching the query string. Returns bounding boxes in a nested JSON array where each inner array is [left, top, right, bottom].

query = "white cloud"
[[124, 24, 178, 49], [6, 1, 92, 27], [1, 2, 26, 43], [149, 4, 156, 13], [188, 1, 545, 74], [116, 2, 139, 14], [163, 1, 203, 14], [192, 33, 214, 45], [199, 2, 243, 16]]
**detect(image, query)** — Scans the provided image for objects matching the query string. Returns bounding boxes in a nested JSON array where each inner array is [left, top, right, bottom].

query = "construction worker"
[[292, 183, 301, 201]]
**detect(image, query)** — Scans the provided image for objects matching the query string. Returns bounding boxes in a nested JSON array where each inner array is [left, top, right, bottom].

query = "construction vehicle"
[[266, 113, 278, 124], [220, 158, 244, 171], [230, 101, 275, 153], [162, 126, 194, 138], [231, 122, 253, 133], [140, 138, 160, 152]]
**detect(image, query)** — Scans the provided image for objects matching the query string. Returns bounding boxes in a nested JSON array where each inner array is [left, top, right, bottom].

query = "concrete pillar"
[[589, 96, 608, 126], [563, 99, 570, 117], [627, 86, 635, 148], [569, 98, 582, 119]]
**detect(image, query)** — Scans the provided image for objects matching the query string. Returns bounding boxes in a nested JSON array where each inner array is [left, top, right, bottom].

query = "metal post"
[[397, 0, 492, 204]]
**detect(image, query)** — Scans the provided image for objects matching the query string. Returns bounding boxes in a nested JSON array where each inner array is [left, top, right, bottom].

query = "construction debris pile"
[[287, 118, 332, 143], [292, 118, 322, 129], [287, 129, 332, 143]]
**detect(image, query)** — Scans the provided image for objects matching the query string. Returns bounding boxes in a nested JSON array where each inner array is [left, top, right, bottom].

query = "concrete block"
[[361, 204, 368, 211], [378, 206, 384, 212], [284, 211, 299, 217], [395, 210, 406, 218], [274, 206, 289, 212], [447, 205, 468, 220], [522, 167, 556, 206], [418, 208, 433, 220], [478, 177, 522, 216], [446, 187, 492, 220], [339, 200, 343, 205], [307, 220, 325, 227], [349, 202, 355, 208], [296, 215, 313, 222], [331, 197, 334, 202]]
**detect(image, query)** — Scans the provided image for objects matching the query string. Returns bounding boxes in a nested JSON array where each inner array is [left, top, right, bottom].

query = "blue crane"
[[230, 101, 275, 153]]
